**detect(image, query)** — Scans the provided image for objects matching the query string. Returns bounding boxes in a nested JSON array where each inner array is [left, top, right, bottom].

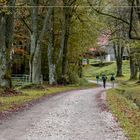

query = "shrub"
[[67, 71, 80, 84]]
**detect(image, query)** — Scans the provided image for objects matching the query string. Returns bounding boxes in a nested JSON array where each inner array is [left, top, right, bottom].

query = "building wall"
[[105, 46, 128, 62]]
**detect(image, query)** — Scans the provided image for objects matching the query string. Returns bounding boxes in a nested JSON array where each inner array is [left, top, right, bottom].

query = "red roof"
[[89, 48, 97, 51]]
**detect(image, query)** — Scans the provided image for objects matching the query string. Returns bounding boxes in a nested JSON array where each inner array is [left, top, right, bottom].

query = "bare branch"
[[129, 0, 140, 40], [19, 16, 32, 34], [87, 0, 130, 25], [38, 8, 52, 42]]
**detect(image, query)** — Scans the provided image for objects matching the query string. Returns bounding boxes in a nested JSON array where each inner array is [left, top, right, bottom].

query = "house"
[[97, 30, 129, 62], [88, 45, 129, 62], [104, 44, 129, 62]]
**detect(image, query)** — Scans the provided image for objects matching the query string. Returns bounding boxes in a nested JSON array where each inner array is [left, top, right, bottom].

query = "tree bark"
[[29, 0, 52, 84], [47, 7, 57, 85], [0, 0, 15, 88], [30, 36, 42, 84], [32, 42, 42, 84], [138, 62, 140, 81], [130, 54, 138, 79], [116, 58, 123, 76], [30, 0, 40, 84], [78, 58, 83, 78], [60, 5, 72, 84], [0, 16, 11, 88], [113, 41, 124, 77]]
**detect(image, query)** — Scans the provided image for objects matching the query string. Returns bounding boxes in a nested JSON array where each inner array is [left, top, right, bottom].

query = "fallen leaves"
[[107, 88, 140, 139]]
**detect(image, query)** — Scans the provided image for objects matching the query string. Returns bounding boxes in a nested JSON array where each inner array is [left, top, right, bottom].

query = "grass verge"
[[83, 61, 130, 81], [107, 83, 140, 140], [0, 83, 96, 113]]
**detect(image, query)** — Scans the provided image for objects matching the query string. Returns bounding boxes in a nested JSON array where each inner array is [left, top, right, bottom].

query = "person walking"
[[110, 74, 115, 88], [102, 74, 107, 88], [96, 74, 99, 84]]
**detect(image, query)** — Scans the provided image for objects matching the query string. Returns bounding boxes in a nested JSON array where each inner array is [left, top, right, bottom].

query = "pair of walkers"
[[96, 74, 115, 88]]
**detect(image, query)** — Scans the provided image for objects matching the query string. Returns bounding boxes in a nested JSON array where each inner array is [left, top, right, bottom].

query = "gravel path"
[[0, 86, 127, 140]]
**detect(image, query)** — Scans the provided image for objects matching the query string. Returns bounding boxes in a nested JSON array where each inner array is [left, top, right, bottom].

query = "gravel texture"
[[0, 86, 127, 140]]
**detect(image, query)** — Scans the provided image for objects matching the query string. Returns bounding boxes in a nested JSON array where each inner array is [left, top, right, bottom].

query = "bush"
[[66, 71, 90, 86], [91, 62, 114, 67], [56, 71, 80, 85], [77, 78, 90, 86], [67, 71, 80, 84]]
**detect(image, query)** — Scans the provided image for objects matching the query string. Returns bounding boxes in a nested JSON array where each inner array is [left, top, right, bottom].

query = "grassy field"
[[107, 82, 140, 140], [0, 82, 96, 112], [83, 60, 130, 81]]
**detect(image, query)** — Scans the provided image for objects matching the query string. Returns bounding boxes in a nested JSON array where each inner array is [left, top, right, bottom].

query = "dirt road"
[[0, 87, 127, 140]]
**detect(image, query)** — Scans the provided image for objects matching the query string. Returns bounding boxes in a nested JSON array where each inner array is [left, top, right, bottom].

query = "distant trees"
[[110, 8, 129, 77], [0, 0, 98, 88], [2, 0, 140, 89], [15, 0, 78, 85], [47, 0, 57, 85], [88, 0, 129, 77], [88, 0, 140, 80]]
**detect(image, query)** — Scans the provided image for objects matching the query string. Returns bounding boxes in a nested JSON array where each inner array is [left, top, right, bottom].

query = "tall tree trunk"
[[47, 7, 57, 85], [30, 35, 42, 84], [29, 0, 52, 84], [78, 58, 83, 78], [113, 41, 124, 77], [56, 0, 76, 84], [138, 62, 140, 81], [61, 6, 72, 84], [0, 16, 11, 88], [30, 38, 42, 84], [32, 42, 42, 84], [30, 0, 41, 84], [0, 0, 15, 88], [30, 34, 36, 82], [116, 58, 123, 76], [130, 54, 138, 79]]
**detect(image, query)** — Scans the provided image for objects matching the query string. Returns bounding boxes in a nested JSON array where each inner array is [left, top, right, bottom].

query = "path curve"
[[0, 86, 127, 140]]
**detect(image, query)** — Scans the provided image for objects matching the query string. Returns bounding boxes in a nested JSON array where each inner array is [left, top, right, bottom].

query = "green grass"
[[107, 83, 140, 140], [84, 60, 140, 139], [119, 83, 140, 108], [83, 60, 130, 81], [0, 83, 96, 112], [88, 59, 100, 64]]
